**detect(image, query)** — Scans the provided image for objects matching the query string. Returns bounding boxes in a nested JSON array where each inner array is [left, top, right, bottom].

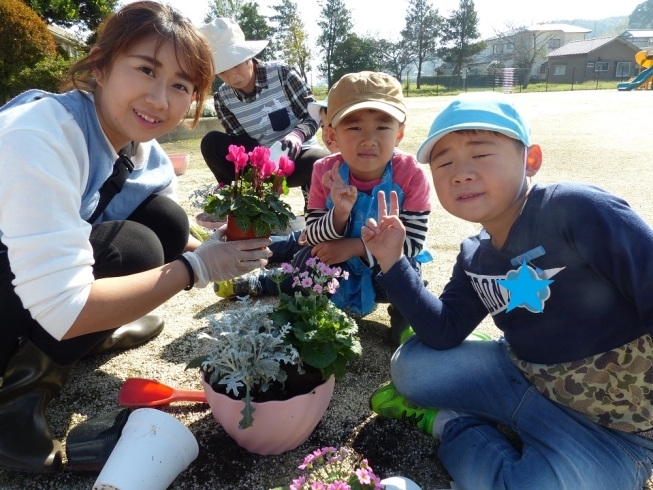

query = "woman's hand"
[[361, 190, 405, 273], [183, 227, 271, 288]]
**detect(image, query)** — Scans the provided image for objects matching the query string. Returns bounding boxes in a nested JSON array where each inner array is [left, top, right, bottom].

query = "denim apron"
[[326, 160, 404, 315]]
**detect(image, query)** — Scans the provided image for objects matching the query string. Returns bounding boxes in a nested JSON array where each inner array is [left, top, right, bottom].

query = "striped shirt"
[[213, 59, 318, 142]]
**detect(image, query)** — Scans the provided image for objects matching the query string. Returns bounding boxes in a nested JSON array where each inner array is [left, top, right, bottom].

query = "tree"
[[0, 0, 57, 102], [375, 38, 415, 85], [11, 55, 76, 96], [269, 0, 312, 82], [401, 0, 443, 88], [25, 0, 116, 31], [494, 25, 557, 88], [205, 0, 274, 61], [331, 34, 381, 83], [316, 0, 353, 88], [237, 2, 274, 60], [205, 0, 243, 22], [629, 0, 653, 29], [438, 0, 485, 79]]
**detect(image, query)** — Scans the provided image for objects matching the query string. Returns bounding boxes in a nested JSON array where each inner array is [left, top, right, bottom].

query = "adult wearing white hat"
[[199, 18, 328, 206]]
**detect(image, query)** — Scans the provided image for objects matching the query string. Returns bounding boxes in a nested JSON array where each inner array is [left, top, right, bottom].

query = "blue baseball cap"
[[416, 92, 531, 163]]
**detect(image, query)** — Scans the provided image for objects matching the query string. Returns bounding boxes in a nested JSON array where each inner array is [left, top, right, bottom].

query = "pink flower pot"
[[201, 375, 335, 455], [168, 153, 189, 175]]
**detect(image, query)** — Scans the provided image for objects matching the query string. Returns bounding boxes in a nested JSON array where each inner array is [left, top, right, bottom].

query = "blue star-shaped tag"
[[497, 263, 553, 313]]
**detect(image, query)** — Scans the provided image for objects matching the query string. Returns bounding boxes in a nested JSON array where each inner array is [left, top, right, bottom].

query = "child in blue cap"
[[363, 92, 653, 489]]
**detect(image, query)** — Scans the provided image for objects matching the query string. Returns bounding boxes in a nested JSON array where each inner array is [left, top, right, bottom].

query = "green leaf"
[[301, 342, 337, 369], [239, 387, 255, 429], [185, 355, 209, 370]]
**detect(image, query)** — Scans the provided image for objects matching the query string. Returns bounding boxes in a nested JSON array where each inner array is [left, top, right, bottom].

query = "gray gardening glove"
[[280, 130, 305, 161], [183, 228, 271, 288]]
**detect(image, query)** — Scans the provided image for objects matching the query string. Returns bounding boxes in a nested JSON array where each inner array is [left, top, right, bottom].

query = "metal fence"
[[415, 67, 630, 93]]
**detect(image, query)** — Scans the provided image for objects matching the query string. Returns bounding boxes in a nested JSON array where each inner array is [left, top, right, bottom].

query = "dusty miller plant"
[[186, 299, 299, 429]]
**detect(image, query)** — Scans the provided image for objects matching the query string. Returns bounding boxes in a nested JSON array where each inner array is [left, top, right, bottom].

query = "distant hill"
[[549, 16, 629, 38]]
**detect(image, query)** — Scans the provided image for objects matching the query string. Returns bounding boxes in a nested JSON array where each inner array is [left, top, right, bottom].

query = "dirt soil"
[[1, 90, 652, 490]]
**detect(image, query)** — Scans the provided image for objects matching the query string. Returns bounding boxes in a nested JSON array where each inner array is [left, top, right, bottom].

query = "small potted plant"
[[268, 258, 361, 381], [274, 446, 384, 490], [186, 259, 361, 455], [274, 446, 425, 490], [190, 144, 296, 240]]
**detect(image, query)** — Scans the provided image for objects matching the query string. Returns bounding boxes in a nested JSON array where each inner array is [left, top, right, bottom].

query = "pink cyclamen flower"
[[313, 284, 323, 294], [249, 146, 271, 168], [277, 155, 295, 176], [281, 263, 294, 273], [311, 482, 327, 490], [226, 145, 248, 173], [305, 256, 319, 267], [258, 157, 276, 180]]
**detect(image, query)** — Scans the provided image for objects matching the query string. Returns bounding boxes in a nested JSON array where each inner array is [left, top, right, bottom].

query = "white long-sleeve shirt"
[[0, 96, 177, 340]]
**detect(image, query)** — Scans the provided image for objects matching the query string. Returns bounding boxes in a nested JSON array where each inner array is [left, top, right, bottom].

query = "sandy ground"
[[1, 89, 652, 490]]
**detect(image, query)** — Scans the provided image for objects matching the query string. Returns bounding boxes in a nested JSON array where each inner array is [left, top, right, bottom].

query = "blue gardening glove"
[[280, 130, 304, 161]]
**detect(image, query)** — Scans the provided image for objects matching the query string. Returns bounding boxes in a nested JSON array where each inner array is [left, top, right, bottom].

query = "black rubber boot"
[[0, 339, 74, 472], [86, 315, 164, 357]]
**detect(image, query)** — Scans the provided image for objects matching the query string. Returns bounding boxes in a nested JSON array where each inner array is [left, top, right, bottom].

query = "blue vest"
[[0, 89, 174, 224], [326, 160, 405, 315]]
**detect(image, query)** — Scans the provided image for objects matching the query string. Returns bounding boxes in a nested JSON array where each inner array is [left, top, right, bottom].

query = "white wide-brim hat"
[[307, 98, 328, 123], [200, 17, 269, 74]]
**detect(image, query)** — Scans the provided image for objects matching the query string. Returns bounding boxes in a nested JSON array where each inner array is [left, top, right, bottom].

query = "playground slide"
[[617, 65, 653, 90], [618, 51, 653, 91]]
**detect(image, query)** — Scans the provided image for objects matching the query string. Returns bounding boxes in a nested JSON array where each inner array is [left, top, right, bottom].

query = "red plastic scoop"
[[118, 378, 207, 407]]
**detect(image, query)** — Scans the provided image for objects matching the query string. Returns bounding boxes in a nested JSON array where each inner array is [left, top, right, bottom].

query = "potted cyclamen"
[[186, 258, 361, 455], [190, 144, 296, 240]]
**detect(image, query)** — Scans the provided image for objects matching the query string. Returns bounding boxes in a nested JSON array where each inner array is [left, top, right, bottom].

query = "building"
[[469, 24, 591, 80], [47, 25, 85, 58], [546, 37, 640, 84], [619, 30, 653, 49]]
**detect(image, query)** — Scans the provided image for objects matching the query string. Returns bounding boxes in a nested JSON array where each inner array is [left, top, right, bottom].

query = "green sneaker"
[[393, 326, 491, 346], [468, 331, 492, 341], [214, 273, 262, 299], [369, 381, 438, 436], [399, 326, 415, 345]]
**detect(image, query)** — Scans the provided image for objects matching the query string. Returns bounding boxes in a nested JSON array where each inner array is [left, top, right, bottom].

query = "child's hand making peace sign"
[[321, 160, 358, 217], [361, 190, 405, 273]]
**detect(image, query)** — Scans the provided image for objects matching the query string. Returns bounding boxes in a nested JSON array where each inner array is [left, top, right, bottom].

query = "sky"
[[121, 0, 644, 39]]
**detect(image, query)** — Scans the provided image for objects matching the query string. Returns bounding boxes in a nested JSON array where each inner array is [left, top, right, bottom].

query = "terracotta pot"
[[201, 374, 335, 455], [225, 214, 270, 241], [167, 153, 189, 176]]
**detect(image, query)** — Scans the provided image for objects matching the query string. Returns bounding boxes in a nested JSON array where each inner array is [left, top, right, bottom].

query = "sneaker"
[[369, 381, 438, 436], [214, 273, 262, 299], [468, 331, 493, 341], [388, 304, 412, 346]]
